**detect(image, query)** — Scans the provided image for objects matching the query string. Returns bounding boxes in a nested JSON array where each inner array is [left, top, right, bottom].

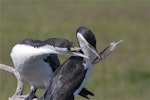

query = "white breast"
[[10, 44, 53, 88], [21, 59, 53, 88]]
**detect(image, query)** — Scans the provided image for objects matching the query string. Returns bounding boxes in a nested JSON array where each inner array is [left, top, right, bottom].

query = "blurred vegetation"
[[0, 0, 150, 100]]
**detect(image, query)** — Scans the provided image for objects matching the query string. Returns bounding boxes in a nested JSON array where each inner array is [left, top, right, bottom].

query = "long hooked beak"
[[68, 47, 89, 59], [53, 46, 89, 59]]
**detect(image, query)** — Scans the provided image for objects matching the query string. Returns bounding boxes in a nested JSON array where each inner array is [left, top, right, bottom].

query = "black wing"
[[44, 54, 94, 99], [42, 56, 86, 100]]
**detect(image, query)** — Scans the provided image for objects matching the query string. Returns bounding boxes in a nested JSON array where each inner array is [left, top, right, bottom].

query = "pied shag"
[[42, 27, 100, 100], [42, 27, 123, 100], [10, 38, 89, 100]]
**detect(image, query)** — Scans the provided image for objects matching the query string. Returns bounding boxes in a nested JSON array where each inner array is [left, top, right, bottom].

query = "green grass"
[[0, 0, 150, 100]]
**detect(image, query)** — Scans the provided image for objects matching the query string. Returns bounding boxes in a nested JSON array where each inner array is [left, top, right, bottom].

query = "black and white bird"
[[42, 27, 100, 100], [10, 38, 89, 99]]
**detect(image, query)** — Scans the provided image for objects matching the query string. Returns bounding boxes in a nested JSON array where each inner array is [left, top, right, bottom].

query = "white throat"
[[77, 32, 97, 64]]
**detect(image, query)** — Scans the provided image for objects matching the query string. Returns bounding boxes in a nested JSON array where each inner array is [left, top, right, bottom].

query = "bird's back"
[[43, 56, 86, 100]]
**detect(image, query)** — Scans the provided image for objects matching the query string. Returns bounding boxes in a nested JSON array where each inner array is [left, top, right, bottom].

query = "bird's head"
[[76, 27, 100, 63], [44, 38, 89, 59]]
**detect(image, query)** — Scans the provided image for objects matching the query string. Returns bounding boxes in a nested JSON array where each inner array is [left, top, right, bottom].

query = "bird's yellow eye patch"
[[69, 47, 75, 51]]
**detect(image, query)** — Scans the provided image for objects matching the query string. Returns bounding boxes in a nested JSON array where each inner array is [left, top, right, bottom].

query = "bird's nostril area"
[[68, 47, 75, 51], [68, 47, 82, 53]]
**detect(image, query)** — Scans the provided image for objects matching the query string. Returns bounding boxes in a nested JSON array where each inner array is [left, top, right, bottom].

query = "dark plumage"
[[42, 56, 87, 100], [20, 38, 74, 49]]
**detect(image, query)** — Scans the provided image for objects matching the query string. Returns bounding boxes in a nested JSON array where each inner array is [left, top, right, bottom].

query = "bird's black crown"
[[76, 26, 96, 48]]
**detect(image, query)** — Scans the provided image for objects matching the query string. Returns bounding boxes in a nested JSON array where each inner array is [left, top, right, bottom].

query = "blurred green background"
[[0, 0, 150, 100]]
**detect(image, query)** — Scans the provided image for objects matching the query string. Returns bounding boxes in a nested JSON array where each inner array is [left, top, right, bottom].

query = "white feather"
[[10, 44, 58, 88]]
